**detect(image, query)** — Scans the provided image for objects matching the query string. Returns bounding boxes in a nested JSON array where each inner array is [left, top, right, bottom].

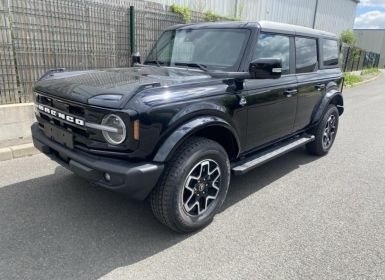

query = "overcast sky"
[[354, 0, 385, 29]]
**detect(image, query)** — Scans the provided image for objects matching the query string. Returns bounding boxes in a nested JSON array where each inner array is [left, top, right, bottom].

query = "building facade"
[[152, 0, 358, 35], [354, 29, 385, 67]]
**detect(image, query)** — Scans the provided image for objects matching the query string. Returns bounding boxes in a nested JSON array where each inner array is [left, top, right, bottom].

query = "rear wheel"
[[150, 137, 230, 233], [306, 104, 339, 156]]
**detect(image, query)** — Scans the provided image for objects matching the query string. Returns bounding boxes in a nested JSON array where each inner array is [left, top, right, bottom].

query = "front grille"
[[36, 94, 90, 139], [34, 91, 136, 154], [37, 94, 86, 119]]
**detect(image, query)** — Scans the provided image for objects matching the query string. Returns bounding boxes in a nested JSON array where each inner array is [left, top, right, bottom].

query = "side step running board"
[[232, 135, 315, 175]]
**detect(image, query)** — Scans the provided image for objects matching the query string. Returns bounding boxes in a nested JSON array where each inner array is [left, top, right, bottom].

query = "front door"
[[243, 32, 297, 150]]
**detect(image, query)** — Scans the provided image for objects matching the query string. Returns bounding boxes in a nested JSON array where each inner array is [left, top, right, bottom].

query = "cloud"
[[354, 10, 385, 28], [359, 0, 385, 7]]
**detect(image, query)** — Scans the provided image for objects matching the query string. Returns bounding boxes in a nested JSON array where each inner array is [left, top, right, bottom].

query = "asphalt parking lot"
[[1, 74, 385, 280]]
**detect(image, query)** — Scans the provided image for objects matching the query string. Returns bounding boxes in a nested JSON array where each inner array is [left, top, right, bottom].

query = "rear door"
[[293, 36, 325, 131], [243, 32, 298, 150]]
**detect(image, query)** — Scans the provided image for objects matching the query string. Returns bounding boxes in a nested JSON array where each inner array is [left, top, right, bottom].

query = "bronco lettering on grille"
[[37, 104, 85, 126]]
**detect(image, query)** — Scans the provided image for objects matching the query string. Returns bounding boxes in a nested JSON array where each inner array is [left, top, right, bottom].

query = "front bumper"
[[31, 123, 164, 200]]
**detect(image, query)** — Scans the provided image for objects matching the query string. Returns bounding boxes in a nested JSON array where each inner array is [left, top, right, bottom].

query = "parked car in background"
[[31, 21, 343, 232]]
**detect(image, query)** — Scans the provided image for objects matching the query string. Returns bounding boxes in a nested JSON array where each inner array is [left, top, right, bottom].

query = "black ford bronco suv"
[[31, 21, 343, 232]]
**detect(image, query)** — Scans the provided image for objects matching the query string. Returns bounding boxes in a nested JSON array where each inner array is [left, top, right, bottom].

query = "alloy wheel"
[[322, 114, 337, 149], [182, 159, 221, 216]]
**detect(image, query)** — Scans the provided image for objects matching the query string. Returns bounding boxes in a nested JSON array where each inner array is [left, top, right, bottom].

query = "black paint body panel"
[[32, 21, 344, 183]]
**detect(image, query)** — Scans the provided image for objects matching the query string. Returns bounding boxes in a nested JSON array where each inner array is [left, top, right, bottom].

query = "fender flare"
[[312, 90, 344, 124], [153, 116, 240, 162]]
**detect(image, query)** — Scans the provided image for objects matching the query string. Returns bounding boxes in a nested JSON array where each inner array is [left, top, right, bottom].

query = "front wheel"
[[306, 104, 339, 156], [150, 137, 230, 233]]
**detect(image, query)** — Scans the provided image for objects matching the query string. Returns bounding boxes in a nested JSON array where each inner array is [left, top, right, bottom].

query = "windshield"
[[145, 28, 250, 71]]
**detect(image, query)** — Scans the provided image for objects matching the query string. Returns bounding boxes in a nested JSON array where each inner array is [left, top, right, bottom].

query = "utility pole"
[[312, 0, 319, 29], [130, 6, 136, 54]]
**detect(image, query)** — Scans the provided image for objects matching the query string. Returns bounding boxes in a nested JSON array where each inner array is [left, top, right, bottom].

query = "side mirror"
[[249, 58, 282, 79]]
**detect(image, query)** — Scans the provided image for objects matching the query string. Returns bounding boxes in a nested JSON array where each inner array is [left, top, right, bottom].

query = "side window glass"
[[323, 39, 339, 66], [253, 33, 290, 75], [295, 37, 318, 73]]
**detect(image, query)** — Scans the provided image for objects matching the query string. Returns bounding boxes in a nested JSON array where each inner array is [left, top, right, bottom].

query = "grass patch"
[[203, 11, 241, 22], [344, 73, 363, 87], [361, 68, 380, 75], [170, 4, 192, 23]]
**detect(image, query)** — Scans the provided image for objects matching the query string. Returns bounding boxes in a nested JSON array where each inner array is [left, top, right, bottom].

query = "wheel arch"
[[312, 90, 344, 125], [329, 94, 344, 115], [153, 116, 240, 162]]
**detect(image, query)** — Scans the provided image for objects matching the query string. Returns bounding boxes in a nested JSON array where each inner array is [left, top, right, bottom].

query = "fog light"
[[104, 172, 111, 182]]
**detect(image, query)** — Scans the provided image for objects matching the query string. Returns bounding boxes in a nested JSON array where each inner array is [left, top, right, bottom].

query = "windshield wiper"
[[173, 62, 209, 72], [144, 60, 163, 67], [144, 59, 250, 80]]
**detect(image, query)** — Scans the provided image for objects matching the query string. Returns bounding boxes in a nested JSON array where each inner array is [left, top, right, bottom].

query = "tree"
[[339, 29, 356, 45]]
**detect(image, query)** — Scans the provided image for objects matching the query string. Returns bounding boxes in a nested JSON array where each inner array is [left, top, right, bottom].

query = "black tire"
[[150, 137, 231, 233], [306, 104, 339, 156]]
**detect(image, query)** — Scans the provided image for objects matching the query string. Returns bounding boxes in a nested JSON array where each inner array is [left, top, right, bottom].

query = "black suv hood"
[[33, 66, 215, 108]]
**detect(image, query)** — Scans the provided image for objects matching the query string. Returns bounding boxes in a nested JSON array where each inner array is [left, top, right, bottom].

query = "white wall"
[[354, 29, 385, 67], [315, 0, 357, 35], [0, 104, 35, 141]]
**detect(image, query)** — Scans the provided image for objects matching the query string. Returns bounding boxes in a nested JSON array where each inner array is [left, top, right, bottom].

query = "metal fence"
[[0, 0, 18, 104], [340, 43, 381, 73], [0, 0, 198, 104]]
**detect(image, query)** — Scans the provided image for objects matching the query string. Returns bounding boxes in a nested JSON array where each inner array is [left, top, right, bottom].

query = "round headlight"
[[101, 114, 126, 145]]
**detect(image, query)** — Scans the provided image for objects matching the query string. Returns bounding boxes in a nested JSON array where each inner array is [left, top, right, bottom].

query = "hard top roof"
[[167, 20, 337, 39]]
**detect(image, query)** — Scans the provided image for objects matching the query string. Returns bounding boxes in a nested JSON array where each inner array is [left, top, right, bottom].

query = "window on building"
[[296, 37, 318, 73], [253, 33, 291, 75], [322, 39, 339, 67]]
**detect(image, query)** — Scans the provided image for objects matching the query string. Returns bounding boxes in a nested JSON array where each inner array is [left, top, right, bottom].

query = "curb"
[[0, 102, 34, 108], [345, 72, 382, 88], [0, 143, 39, 162]]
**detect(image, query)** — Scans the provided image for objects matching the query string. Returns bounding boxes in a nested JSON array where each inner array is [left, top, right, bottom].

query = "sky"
[[354, 0, 385, 29]]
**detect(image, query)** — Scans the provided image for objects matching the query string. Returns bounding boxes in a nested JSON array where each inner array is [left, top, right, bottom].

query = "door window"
[[253, 33, 290, 75], [322, 39, 339, 67], [295, 37, 318, 73]]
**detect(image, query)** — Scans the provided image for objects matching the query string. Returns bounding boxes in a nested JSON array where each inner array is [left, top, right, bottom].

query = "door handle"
[[315, 84, 325, 91], [283, 89, 298, 97]]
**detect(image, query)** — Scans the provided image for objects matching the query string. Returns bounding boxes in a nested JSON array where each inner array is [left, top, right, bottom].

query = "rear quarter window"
[[322, 39, 339, 67]]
